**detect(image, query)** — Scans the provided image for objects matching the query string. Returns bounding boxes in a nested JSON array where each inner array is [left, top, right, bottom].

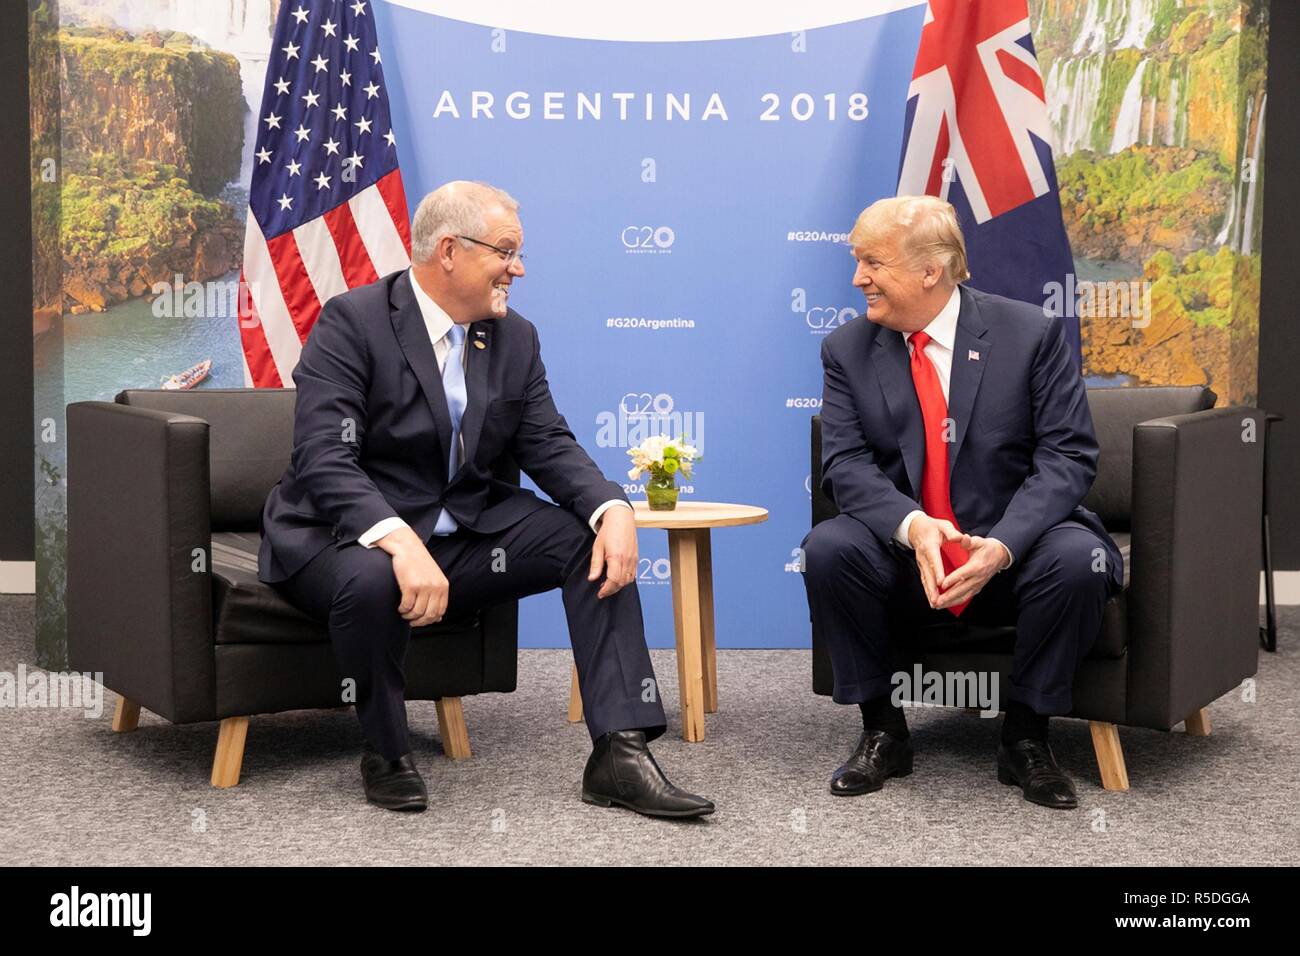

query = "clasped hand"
[[906, 514, 1007, 611]]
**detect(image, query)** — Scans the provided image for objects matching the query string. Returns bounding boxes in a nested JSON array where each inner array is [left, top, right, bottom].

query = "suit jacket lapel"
[[871, 328, 925, 501], [389, 270, 453, 469], [947, 286, 992, 481], [458, 321, 492, 473]]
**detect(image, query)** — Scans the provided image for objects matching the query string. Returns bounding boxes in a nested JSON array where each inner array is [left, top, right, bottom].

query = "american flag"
[[897, 0, 1080, 362], [239, 0, 412, 387]]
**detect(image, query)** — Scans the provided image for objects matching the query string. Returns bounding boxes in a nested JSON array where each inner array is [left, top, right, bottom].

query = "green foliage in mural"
[[59, 31, 244, 196], [1058, 147, 1232, 250], [1145, 246, 1260, 331], [60, 156, 232, 262]]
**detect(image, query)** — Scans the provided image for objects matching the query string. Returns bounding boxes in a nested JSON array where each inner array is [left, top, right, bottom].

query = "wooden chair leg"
[[1089, 720, 1129, 791], [211, 716, 249, 789], [112, 697, 140, 733], [1184, 707, 1211, 736], [435, 697, 472, 760], [568, 663, 584, 723]]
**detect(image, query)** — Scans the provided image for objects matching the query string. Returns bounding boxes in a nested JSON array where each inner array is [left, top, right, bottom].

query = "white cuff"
[[894, 510, 924, 549], [590, 499, 633, 533], [988, 538, 1014, 571], [358, 516, 409, 548]]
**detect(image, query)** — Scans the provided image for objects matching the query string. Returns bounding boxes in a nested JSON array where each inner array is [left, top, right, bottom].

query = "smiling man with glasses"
[[455, 234, 526, 267], [258, 180, 713, 817]]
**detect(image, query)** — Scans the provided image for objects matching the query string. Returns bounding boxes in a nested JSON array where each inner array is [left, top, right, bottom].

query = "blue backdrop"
[[374, 1, 927, 648]]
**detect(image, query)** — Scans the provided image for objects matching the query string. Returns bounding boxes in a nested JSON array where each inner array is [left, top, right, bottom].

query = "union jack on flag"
[[238, 0, 413, 387], [897, 0, 1080, 363]]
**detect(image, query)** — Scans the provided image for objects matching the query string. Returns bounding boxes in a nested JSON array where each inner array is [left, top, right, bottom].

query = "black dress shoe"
[[360, 743, 428, 812], [581, 730, 715, 819], [830, 729, 914, 796], [997, 739, 1078, 809]]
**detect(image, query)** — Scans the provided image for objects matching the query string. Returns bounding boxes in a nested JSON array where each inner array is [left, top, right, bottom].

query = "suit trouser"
[[801, 514, 1119, 715], [274, 503, 668, 760]]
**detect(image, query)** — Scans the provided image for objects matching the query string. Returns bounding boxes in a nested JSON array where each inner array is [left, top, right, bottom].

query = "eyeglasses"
[[456, 235, 526, 267]]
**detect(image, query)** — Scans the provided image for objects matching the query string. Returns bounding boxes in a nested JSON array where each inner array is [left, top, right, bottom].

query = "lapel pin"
[[475, 329, 486, 337], [473, 339, 486, 349], [968, 350, 980, 361]]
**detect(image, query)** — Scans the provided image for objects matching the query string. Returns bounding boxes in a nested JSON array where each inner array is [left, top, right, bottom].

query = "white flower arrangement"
[[626, 435, 700, 482]]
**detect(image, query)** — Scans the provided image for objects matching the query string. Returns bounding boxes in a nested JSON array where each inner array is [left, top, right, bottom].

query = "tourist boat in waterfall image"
[[160, 358, 212, 390]]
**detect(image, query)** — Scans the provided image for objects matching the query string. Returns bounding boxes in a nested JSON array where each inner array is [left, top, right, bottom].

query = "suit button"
[[331, 525, 341, 537]]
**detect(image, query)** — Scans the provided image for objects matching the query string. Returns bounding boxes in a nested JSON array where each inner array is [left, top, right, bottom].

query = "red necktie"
[[907, 330, 969, 617]]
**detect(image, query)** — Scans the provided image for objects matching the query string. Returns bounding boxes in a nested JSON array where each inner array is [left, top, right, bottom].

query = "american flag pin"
[[475, 330, 486, 338], [968, 350, 980, 361]]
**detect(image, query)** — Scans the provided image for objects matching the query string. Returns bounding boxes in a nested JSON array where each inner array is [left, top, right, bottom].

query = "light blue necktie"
[[433, 323, 467, 535]]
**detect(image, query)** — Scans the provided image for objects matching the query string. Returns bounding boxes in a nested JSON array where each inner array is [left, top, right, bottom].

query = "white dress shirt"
[[891, 285, 1013, 570], [357, 269, 630, 548]]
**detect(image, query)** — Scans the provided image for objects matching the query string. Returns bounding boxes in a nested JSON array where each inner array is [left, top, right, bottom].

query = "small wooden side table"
[[568, 501, 768, 741]]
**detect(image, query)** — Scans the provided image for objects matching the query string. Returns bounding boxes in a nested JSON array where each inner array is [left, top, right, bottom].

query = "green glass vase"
[[646, 472, 678, 511]]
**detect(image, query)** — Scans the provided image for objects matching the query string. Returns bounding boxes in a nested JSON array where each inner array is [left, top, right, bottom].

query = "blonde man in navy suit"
[[802, 196, 1122, 809]]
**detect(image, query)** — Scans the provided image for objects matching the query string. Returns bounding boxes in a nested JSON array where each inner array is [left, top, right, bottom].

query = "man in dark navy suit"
[[802, 196, 1122, 809], [258, 181, 712, 817]]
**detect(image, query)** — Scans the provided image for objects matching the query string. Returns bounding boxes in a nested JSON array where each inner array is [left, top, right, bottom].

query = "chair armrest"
[[1126, 406, 1264, 728], [67, 401, 216, 723], [810, 415, 840, 527]]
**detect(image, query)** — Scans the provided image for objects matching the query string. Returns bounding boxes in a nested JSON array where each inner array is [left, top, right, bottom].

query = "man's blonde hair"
[[849, 195, 970, 284]]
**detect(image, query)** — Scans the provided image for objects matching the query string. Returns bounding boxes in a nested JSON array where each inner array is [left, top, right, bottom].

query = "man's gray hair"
[[410, 180, 520, 264]]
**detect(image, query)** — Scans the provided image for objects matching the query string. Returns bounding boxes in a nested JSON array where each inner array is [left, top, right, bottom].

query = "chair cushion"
[[211, 532, 326, 645], [1110, 531, 1132, 590], [909, 531, 1130, 661], [210, 532, 482, 645]]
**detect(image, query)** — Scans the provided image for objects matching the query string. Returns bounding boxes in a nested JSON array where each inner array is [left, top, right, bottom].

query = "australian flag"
[[897, 0, 1080, 366]]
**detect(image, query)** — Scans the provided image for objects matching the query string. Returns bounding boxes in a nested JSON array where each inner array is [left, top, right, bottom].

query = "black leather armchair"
[[66, 388, 519, 787], [809, 386, 1264, 790]]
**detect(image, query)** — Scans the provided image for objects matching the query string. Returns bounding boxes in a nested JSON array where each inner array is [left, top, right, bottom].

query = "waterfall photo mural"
[[1031, 0, 1268, 404], [28, 0, 1270, 664], [29, 0, 271, 664]]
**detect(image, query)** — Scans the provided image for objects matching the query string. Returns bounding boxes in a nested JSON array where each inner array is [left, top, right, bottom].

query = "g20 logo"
[[638, 557, 672, 584], [619, 392, 675, 417], [804, 306, 856, 331], [791, 287, 855, 333], [622, 225, 676, 250]]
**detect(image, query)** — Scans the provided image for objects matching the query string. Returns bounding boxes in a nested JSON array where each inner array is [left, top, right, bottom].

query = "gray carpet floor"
[[2, 594, 1297, 866]]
